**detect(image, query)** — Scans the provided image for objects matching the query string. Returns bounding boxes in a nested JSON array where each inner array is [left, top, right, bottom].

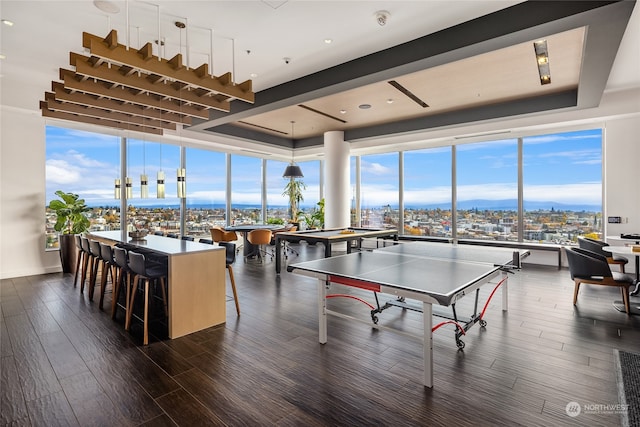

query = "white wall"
[[1, 90, 639, 278], [604, 115, 640, 237], [1, 107, 61, 278]]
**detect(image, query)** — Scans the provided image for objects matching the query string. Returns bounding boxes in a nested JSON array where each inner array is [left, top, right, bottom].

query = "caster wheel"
[[371, 315, 379, 324], [456, 340, 465, 350], [480, 320, 487, 327]]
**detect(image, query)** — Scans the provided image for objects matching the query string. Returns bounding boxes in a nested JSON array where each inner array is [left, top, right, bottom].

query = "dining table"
[[225, 224, 285, 258], [604, 237, 640, 315]]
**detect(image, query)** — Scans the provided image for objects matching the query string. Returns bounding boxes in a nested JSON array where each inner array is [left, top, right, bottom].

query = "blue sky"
[[46, 126, 602, 209]]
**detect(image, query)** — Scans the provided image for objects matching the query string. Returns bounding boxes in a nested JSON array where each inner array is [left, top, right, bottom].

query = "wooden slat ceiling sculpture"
[[40, 30, 254, 135]]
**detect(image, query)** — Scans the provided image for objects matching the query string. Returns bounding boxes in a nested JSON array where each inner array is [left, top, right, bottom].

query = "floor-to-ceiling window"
[[126, 138, 181, 235], [522, 129, 603, 244], [403, 146, 452, 237], [46, 124, 603, 251], [230, 154, 263, 224], [185, 147, 226, 239], [45, 126, 120, 248], [359, 153, 399, 229], [296, 160, 322, 228], [266, 159, 291, 224], [455, 138, 519, 242]]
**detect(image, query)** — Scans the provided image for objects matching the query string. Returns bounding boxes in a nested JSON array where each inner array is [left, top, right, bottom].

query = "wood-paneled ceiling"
[[0, 1, 637, 152]]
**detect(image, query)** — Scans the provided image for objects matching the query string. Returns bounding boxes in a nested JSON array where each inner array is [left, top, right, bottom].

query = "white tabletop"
[[603, 245, 640, 257]]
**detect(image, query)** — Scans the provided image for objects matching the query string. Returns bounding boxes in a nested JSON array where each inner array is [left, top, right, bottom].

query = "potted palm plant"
[[282, 178, 306, 224], [48, 190, 91, 273]]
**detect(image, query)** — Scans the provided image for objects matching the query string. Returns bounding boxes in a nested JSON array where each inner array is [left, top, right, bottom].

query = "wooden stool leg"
[[573, 280, 581, 305], [143, 280, 150, 345], [158, 278, 168, 318], [80, 254, 90, 294], [98, 262, 108, 309], [228, 266, 240, 316], [111, 267, 122, 319], [622, 286, 631, 315], [89, 257, 100, 301], [73, 250, 83, 288], [125, 276, 139, 331]]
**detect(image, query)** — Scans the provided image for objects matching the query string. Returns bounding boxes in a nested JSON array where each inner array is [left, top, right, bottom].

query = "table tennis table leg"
[[501, 272, 509, 311], [423, 302, 433, 388], [318, 278, 328, 344]]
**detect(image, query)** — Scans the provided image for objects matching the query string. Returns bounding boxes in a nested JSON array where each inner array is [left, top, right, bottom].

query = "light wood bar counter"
[[89, 230, 226, 339]]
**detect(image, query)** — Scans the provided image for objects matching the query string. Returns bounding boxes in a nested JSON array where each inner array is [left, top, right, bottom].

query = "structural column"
[[324, 131, 350, 230]]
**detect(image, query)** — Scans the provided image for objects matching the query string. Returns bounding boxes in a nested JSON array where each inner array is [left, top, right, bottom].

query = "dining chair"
[[246, 229, 273, 263], [564, 247, 634, 314], [181, 235, 195, 241]]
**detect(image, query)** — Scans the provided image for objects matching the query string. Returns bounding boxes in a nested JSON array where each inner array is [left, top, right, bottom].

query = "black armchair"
[[577, 236, 628, 273], [564, 247, 633, 314]]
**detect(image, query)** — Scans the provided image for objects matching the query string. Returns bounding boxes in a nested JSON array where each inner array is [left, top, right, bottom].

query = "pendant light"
[[177, 167, 186, 198], [140, 141, 149, 198], [157, 143, 165, 199], [283, 121, 304, 178]]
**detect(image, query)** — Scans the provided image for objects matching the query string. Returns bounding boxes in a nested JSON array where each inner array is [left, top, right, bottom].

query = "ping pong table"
[[287, 241, 529, 388]]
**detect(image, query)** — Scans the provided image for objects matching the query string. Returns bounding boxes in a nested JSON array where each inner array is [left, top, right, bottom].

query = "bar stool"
[[98, 242, 116, 310], [126, 251, 168, 345], [73, 234, 87, 288], [88, 240, 104, 301], [111, 247, 132, 320], [219, 242, 240, 315], [79, 236, 92, 293], [201, 239, 240, 316]]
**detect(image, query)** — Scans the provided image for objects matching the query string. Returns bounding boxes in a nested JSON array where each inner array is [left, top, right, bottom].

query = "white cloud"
[[45, 159, 82, 184], [362, 161, 392, 175]]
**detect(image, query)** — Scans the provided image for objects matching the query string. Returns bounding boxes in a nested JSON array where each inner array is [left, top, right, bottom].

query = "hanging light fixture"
[[283, 121, 304, 179], [140, 141, 149, 198], [157, 144, 165, 199], [177, 167, 186, 198], [125, 177, 133, 198]]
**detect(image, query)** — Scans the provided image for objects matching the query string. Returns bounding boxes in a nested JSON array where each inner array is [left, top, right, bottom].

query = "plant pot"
[[58, 234, 77, 274]]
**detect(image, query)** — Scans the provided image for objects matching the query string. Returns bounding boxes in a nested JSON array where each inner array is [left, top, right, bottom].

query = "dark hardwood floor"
[[2, 242, 640, 426]]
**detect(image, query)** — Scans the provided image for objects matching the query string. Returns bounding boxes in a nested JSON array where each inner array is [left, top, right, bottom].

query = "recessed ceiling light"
[[1, 19, 14, 27], [324, 39, 333, 44], [358, 104, 371, 109], [386, 99, 394, 104], [0, 54, 6, 60], [250, 73, 258, 78], [339, 109, 347, 114], [93, 0, 120, 14]]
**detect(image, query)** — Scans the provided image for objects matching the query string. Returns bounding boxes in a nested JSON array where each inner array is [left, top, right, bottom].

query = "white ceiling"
[[1, 0, 638, 152]]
